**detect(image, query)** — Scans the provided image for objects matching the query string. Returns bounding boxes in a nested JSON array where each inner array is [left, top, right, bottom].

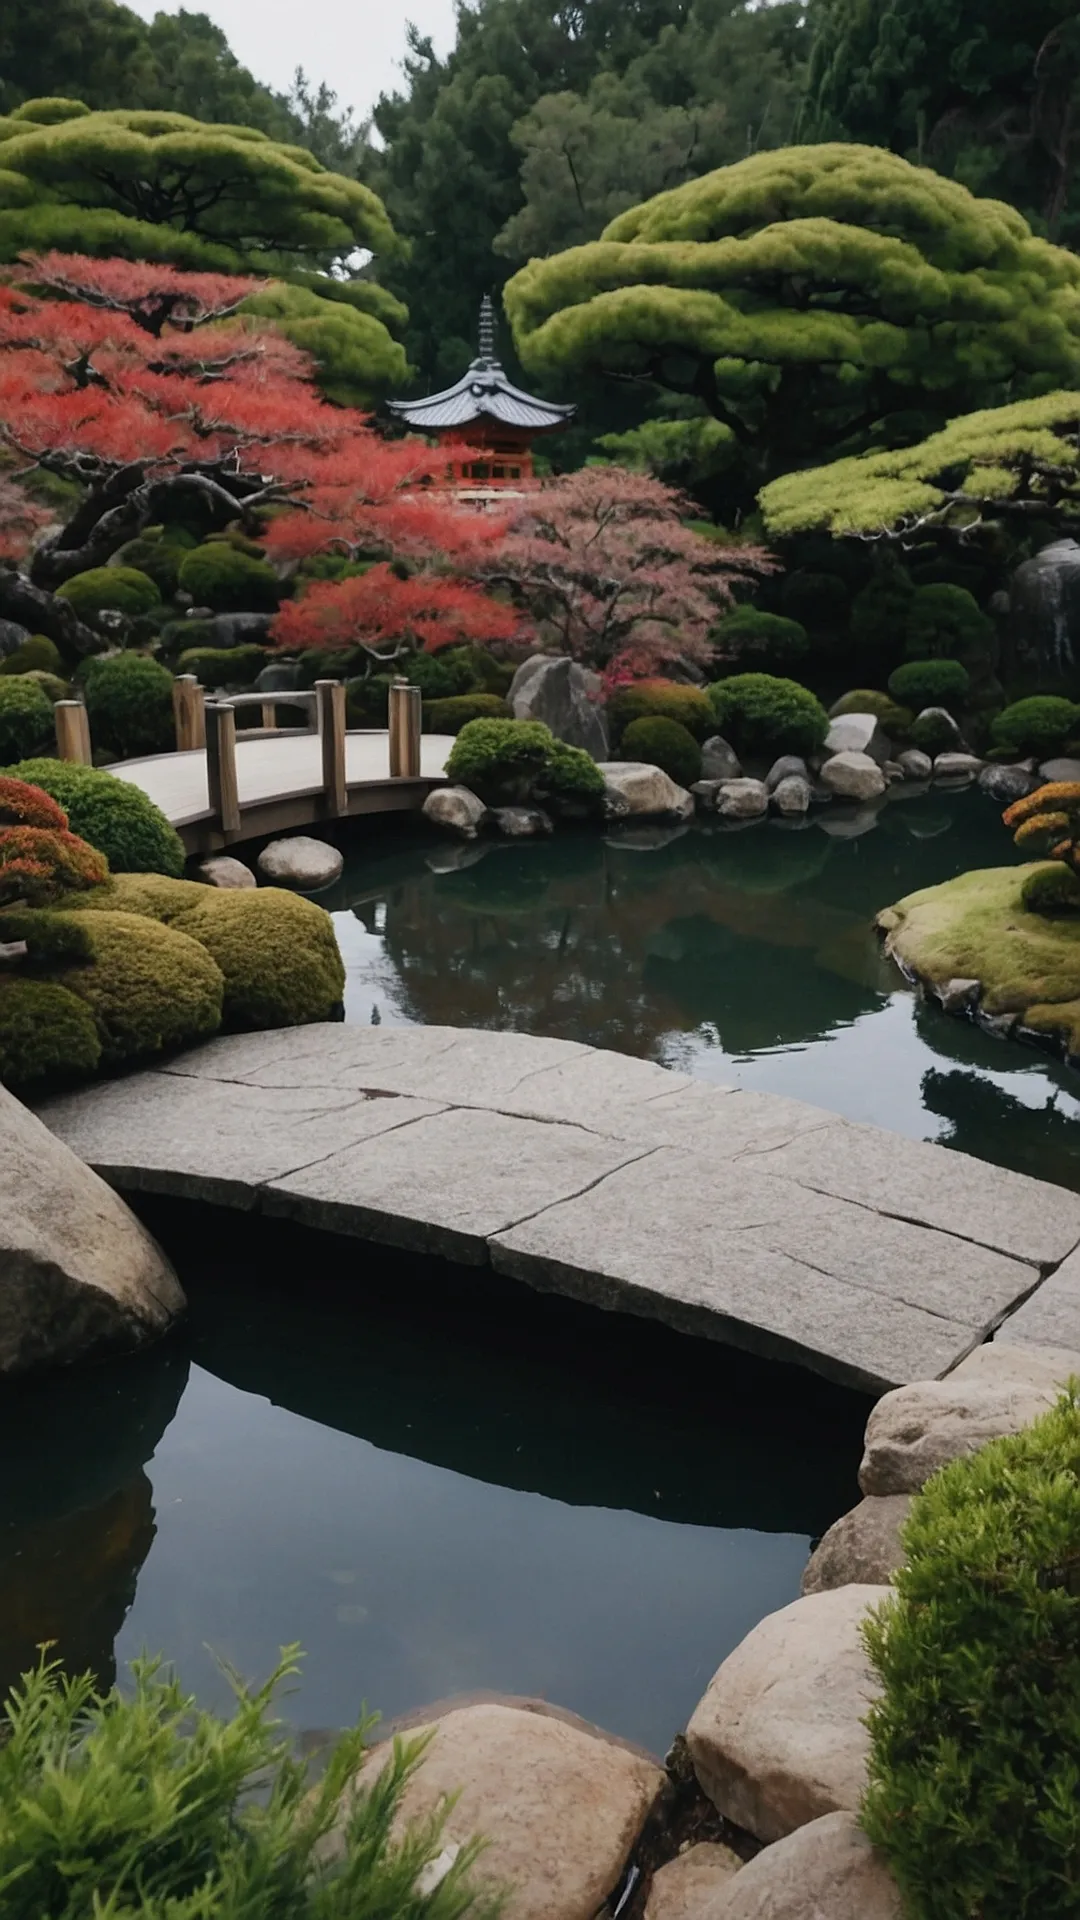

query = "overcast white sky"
[[127, 0, 459, 121]]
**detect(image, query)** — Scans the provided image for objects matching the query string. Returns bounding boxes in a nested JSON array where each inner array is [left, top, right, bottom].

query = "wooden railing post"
[[316, 678, 347, 816], [173, 674, 206, 752], [55, 699, 91, 765], [205, 700, 240, 836], [388, 680, 422, 779], [260, 700, 277, 732]]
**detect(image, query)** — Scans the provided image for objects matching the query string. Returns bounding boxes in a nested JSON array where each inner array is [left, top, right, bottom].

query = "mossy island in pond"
[[878, 864, 1080, 1059]]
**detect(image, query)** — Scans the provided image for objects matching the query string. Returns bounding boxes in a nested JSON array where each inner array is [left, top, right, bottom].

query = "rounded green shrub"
[[620, 716, 702, 786], [0, 974, 102, 1090], [445, 718, 604, 812], [905, 582, 995, 662], [403, 649, 478, 700], [81, 653, 175, 759], [4, 760, 185, 876], [0, 679, 54, 761], [175, 645, 269, 688], [862, 1389, 1080, 1920], [71, 874, 346, 1029], [22, 670, 70, 703], [111, 532, 186, 599], [606, 680, 715, 743], [706, 674, 829, 757], [423, 693, 510, 733], [540, 741, 606, 816], [713, 606, 809, 674], [450, 645, 516, 695], [178, 543, 280, 613], [0, 635, 63, 677], [991, 697, 1080, 758], [910, 709, 961, 755], [830, 688, 913, 732], [56, 567, 161, 618], [888, 659, 971, 713], [1020, 863, 1080, 916], [44, 908, 223, 1064]]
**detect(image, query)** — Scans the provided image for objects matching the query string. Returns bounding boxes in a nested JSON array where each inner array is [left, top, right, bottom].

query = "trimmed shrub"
[[910, 709, 961, 755], [0, 1650, 498, 1920], [176, 644, 269, 688], [403, 649, 478, 701], [620, 716, 702, 786], [178, 543, 280, 613], [0, 635, 63, 677], [888, 659, 971, 713], [21, 670, 70, 703], [0, 677, 54, 761], [4, 760, 185, 876], [991, 697, 1080, 758], [0, 825, 107, 906], [0, 976, 102, 1090], [830, 688, 913, 732], [424, 694, 510, 733], [0, 777, 67, 830], [42, 907, 223, 1064], [446, 718, 604, 812], [540, 741, 606, 816], [111, 531, 187, 598], [712, 606, 809, 673], [56, 566, 161, 618], [606, 679, 715, 743], [1020, 863, 1080, 915], [70, 874, 346, 1029], [81, 653, 175, 759], [706, 674, 829, 756], [450, 645, 516, 695], [862, 1389, 1080, 1919], [904, 582, 995, 663]]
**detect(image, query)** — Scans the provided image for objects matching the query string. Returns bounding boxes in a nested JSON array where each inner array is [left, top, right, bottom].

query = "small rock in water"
[[771, 773, 811, 816], [765, 753, 808, 791], [422, 785, 489, 840], [933, 751, 982, 783], [820, 751, 887, 801], [896, 749, 932, 780], [700, 734, 742, 781], [257, 835, 343, 891], [1038, 756, 1080, 784], [979, 763, 1037, 803], [192, 855, 256, 889], [491, 805, 553, 838], [716, 776, 769, 819]]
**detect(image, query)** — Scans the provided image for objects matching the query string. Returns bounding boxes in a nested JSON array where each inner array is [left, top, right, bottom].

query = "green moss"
[[909, 710, 959, 755], [177, 544, 280, 613], [111, 532, 187, 598], [879, 862, 1080, 1052], [0, 635, 63, 677], [712, 606, 809, 674], [45, 908, 223, 1064], [888, 659, 971, 713], [606, 681, 715, 744], [830, 689, 913, 731], [81, 653, 175, 759], [3, 760, 185, 876], [1021, 865, 1080, 915], [56, 567, 161, 618], [0, 975, 102, 1090], [423, 694, 510, 733], [620, 716, 702, 786], [706, 673, 829, 756], [175, 645, 269, 688], [0, 678, 54, 761], [991, 697, 1080, 758]]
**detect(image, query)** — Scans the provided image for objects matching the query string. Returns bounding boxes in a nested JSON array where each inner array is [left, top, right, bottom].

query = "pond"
[[5, 783, 1079, 1757]]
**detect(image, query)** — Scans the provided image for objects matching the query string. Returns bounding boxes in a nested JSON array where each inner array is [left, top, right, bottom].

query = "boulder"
[[883, 760, 905, 784], [764, 754, 808, 792], [1038, 756, 1080, 784], [701, 735, 742, 782], [599, 762, 695, 821], [771, 775, 811, 817], [491, 806, 553, 838], [933, 751, 982, 783], [857, 1344, 1080, 1495], [896, 749, 932, 781], [254, 661, 304, 694], [1007, 537, 1080, 687], [823, 714, 890, 763], [509, 656, 609, 758], [0, 618, 30, 659], [256, 835, 343, 891], [691, 780, 724, 810], [801, 1496, 912, 1595], [709, 1813, 903, 1920], [192, 855, 256, 890], [422, 786, 489, 840], [716, 777, 769, 820], [819, 752, 887, 801], [914, 705, 961, 746], [211, 612, 275, 649], [1, 1080, 185, 1374], [978, 763, 1037, 803], [355, 1702, 663, 1920], [686, 1586, 885, 1844], [645, 1842, 743, 1919]]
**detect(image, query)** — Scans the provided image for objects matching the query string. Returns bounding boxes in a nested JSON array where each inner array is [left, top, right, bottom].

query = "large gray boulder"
[[211, 612, 275, 649], [710, 1813, 903, 1919], [423, 786, 489, 839], [801, 1495, 912, 1594], [509, 656, 609, 758], [819, 751, 887, 801], [687, 1586, 885, 1843], [355, 1701, 663, 1920], [1, 1081, 184, 1374], [599, 762, 695, 821], [701, 735, 742, 781], [256, 836, 343, 891], [0, 618, 30, 659], [1007, 538, 1080, 686]]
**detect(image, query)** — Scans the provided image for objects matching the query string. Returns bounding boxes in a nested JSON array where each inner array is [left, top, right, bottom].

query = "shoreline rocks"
[[257, 835, 343, 891], [599, 761, 695, 821]]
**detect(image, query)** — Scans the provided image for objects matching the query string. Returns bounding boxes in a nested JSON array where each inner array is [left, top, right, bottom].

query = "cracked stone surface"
[[36, 1025, 1080, 1394]]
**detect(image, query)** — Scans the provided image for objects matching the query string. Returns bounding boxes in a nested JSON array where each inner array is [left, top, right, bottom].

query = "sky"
[[126, 0, 459, 120]]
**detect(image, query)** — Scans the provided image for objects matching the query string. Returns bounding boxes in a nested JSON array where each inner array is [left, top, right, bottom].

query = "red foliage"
[[0, 778, 68, 831], [479, 468, 773, 684], [0, 825, 108, 906], [18, 254, 264, 333], [272, 565, 523, 655]]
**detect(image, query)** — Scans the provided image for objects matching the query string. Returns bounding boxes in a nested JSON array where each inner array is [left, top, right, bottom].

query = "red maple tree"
[[0, 254, 518, 660], [477, 467, 772, 684]]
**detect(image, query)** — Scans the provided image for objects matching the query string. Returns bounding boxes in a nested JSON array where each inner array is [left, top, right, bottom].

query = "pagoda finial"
[[478, 293, 496, 363]]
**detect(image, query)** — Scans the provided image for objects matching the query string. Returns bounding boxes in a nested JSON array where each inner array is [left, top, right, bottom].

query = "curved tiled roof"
[[387, 296, 575, 433]]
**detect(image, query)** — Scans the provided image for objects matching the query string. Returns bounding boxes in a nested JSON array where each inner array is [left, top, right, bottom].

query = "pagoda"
[[387, 295, 575, 492]]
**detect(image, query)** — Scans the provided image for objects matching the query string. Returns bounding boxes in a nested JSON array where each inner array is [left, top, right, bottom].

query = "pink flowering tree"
[[476, 467, 773, 684]]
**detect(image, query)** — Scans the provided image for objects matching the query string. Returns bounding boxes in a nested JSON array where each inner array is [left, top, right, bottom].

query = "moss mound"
[[620, 715, 702, 786], [0, 679, 54, 761], [41, 908, 224, 1065], [0, 635, 63, 677], [0, 975, 102, 1088], [4, 760, 185, 876], [177, 543, 279, 613], [878, 863, 1080, 1055], [830, 688, 913, 732], [56, 567, 161, 618], [606, 680, 716, 743]]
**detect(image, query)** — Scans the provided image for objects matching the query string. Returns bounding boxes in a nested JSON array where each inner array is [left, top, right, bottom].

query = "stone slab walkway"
[[36, 1027, 1080, 1394]]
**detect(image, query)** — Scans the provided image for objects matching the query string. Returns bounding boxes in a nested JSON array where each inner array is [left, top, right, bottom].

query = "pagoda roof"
[[387, 296, 575, 434]]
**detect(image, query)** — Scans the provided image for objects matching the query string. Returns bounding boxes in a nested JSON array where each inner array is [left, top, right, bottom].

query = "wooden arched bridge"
[[54, 678, 452, 854]]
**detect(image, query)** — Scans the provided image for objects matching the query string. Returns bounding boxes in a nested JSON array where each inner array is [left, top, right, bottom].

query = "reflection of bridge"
[[56, 678, 451, 855]]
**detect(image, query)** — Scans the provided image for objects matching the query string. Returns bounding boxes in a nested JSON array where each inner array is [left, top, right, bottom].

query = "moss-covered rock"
[[40, 907, 223, 1065], [0, 975, 102, 1090], [878, 863, 1080, 1056], [56, 567, 161, 618], [0, 635, 63, 677]]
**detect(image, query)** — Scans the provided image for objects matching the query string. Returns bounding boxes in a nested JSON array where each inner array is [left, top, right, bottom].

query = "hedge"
[[4, 760, 186, 876], [40, 907, 224, 1065], [446, 718, 604, 812], [0, 635, 63, 677], [81, 653, 175, 759], [175, 644, 269, 688], [712, 605, 809, 674], [0, 974, 102, 1089]]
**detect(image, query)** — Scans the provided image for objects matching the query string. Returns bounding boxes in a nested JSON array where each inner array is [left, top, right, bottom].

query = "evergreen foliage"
[[910, 709, 961, 755], [606, 679, 716, 742], [177, 544, 280, 614], [706, 673, 830, 755], [423, 693, 512, 733], [80, 652, 175, 759], [175, 645, 269, 688], [991, 697, 1080, 757], [5, 758, 185, 874], [888, 659, 971, 713], [620, 715, 702, 784], [830, 689, 912, 731], [861, 1389, 1080, 1918], [713, 606, 809, 673], [905, 584, 995, 663], [446, 717, 605, 811], [0, 678, 54, 760]]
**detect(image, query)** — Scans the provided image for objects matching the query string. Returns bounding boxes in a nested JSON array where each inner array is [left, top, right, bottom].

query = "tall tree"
[[802, 0, 1080, 245]]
